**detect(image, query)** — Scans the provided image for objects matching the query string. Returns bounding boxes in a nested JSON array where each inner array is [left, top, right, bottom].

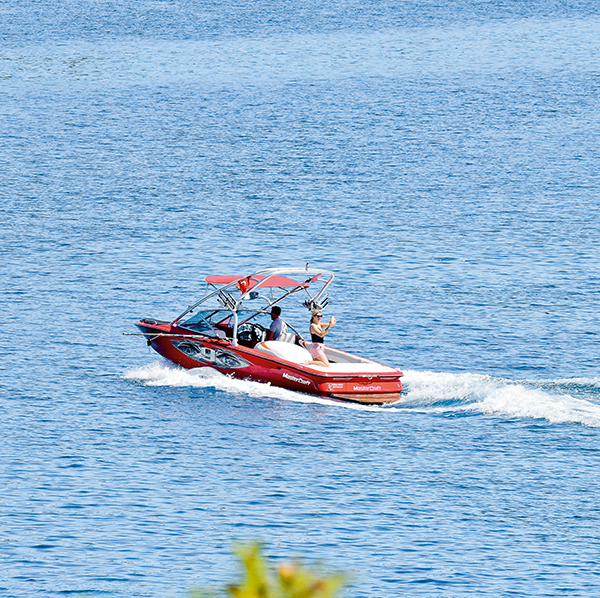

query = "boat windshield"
[[180, 310, 230, 332], [239, 310, 272, 328], [180, 309, 272, 335]]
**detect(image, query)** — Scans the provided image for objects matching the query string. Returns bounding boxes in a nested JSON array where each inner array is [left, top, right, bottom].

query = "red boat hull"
[[135, 321, 403, 405]]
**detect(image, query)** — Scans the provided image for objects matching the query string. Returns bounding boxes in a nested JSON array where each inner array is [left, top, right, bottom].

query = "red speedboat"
[[131, 267, 403, 405]]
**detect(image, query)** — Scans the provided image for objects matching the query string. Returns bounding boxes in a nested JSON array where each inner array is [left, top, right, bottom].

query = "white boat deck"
[[303, 362, 398, 373], [253, 341, 398, 374]]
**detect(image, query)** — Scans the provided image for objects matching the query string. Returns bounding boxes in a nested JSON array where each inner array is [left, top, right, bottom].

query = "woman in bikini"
[[305, 311, 336, 367]]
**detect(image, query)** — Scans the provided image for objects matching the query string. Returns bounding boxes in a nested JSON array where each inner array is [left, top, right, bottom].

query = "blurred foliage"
[[191, 542, 346, 598]]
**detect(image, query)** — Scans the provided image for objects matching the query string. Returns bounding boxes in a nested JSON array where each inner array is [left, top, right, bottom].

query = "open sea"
[[2, 1, 600, 596]]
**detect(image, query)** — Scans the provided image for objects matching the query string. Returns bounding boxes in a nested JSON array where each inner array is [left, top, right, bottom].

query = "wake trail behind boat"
[[124, 361, 600, 425], [401, 370, 600, 427]]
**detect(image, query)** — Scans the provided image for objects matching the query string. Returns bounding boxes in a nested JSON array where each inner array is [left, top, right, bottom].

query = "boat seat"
[[277, 331, 296, 343], [254, 341, 311, 364]]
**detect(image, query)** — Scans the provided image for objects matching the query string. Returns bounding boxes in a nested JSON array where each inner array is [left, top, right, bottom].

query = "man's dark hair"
[[271, 306, 281, 316]]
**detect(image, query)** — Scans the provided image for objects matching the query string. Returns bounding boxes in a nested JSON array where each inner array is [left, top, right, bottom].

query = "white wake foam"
[[124, 362, 600, 426], [401, 370, 600, 427], [123, 361, 379, 410]]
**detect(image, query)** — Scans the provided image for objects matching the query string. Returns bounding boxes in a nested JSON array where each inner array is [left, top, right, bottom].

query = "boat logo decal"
[[282, 372, 311, 386], [327, 383, 345, 391], [353, 385, 382, 392]]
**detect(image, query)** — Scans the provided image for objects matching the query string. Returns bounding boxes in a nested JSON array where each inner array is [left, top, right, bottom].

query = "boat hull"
[[135, 321, 402, 405]]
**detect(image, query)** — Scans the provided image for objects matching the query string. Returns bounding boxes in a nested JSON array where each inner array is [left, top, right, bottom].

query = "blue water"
[[2, 1, 600, 596]]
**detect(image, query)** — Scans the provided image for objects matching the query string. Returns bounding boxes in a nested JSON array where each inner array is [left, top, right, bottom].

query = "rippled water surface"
[[2, 1, 600, 597]]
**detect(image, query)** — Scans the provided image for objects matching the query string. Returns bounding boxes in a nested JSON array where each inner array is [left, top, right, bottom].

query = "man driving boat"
[[267, 306, 287, 340]]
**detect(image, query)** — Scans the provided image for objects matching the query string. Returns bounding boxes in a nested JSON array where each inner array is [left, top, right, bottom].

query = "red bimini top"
[[205, 274, 314, 293]]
